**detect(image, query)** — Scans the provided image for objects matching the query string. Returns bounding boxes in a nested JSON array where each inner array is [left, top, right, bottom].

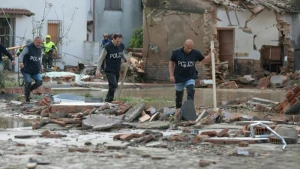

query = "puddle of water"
[[0, 87, 288, 128], [0, 117, 33, 129], [51, 87, 287, 108], [119, 88, 287, 107]]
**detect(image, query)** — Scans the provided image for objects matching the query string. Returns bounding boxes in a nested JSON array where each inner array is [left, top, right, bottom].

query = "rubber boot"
[[175, 90, 184, 123], [31, 80, 43, 92], [186, 84, 195, 100], [24, 82, 31, 102]]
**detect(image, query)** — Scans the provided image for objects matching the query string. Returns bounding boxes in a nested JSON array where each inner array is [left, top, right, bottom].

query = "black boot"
[[31, 80, 43, 92], [105, 88, 115, 103], [175, 90, 184, 109], [24, 82, 31, 102], [175, 90, 184, 122], [186, 84, 195, 100]]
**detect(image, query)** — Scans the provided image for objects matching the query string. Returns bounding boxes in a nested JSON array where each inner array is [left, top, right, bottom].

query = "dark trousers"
[[105, 72, 120, 102], [22, 72, 43, 102], [42, 53, 53, 69], [176, 84, 195, 109]]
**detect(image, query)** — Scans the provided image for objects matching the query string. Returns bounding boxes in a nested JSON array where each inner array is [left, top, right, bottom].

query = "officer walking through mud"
[[169, 39, 215, 121], [95, 33, 126, 103], [19, 36, 43, 102]]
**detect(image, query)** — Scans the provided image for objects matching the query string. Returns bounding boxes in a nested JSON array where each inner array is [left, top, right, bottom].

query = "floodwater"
[[0, 87, 288, 128], [51, 87, 287, 108], [0, 117, 33, 128]]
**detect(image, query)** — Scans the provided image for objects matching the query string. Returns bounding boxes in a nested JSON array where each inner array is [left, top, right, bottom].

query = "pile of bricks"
[[276, 85, 300, 114]]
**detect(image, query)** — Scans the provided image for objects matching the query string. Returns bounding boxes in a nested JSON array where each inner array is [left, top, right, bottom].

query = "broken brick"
[[218, 81, 238, 89], [238, 141, 249, 147], [201, 131, 217, 137], [192, 134, 209, 144], [229, 115, 242, 122], [16, 143, 25, 147], [32, 122, 39, 130], [169, 134, 189, 142], [68, 148, 90, 153], [38, 97, 51, 107], [254, 104, 269, 112], [199, 160, 216, 167], [106, 145, 127, 150], [40, 108, 50, 117], [83, 109, 92, 116], [49, 105, 94, 114], [117, 104, 132, 115], [51, 119, 67, 127], [241, 126, 251, 137], [113, 133, 144, 141], [41, 130, 64, 138], [257, 76, 270, 89], [217, 128, 229, 137], [134, 134, 155, 143], [139, 114, 151, 123], [151, 156, 166, 160]]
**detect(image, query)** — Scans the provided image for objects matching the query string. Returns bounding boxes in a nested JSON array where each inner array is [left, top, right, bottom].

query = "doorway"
[[217, 29, 234, 73]]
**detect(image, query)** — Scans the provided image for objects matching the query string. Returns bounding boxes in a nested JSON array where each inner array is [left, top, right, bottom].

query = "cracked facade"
[[142, 0, 299, 81]]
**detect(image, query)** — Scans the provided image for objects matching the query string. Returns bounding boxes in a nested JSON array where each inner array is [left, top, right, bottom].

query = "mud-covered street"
[[0, 86, 299, 169]]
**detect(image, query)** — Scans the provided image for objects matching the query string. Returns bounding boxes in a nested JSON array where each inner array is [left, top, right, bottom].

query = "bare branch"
[[58, 6, 77, 45]]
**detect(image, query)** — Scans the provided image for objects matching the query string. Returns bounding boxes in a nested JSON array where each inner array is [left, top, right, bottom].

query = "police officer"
[[95, 33, 126, 103], [19, 36, 43, 102], [169, 39, 214, 121], [0, 42, 15, 93]]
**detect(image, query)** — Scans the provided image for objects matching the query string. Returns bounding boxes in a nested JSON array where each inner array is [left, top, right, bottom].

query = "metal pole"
[[211, 41, 217, 110]]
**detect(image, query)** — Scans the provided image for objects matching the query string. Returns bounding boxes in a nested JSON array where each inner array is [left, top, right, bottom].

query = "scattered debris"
[[199, 160, 217, 167]]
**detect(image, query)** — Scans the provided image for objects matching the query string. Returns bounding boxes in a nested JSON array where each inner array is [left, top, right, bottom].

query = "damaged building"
[[142, 0, 300, 81]]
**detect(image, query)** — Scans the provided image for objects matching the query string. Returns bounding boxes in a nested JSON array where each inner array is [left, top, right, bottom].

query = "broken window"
[[105, 0, 122, 10]]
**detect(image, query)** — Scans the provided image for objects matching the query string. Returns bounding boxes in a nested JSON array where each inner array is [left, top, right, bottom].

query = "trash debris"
[[249, 122, 287, 149], [199, 160, 217, 167], [230, 149, 259, 157]]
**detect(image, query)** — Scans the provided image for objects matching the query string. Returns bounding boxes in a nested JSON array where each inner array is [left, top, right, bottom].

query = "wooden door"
[[218, 30, 234, 72], [47, 23, 59, 44]]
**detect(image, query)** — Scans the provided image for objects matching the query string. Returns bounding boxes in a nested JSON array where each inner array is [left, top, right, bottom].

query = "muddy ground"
[[0, 87, 299, 169], [0, 127, 299, 169]]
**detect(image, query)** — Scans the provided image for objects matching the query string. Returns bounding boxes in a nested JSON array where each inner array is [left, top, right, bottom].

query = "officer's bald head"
[[183, 39, 194, 54]]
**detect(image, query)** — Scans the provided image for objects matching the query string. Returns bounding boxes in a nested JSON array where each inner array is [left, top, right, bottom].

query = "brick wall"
[[143, 8, 207, 81]]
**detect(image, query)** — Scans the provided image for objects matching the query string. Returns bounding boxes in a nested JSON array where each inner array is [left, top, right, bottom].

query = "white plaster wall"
[[217, 9, 279, 60], [86, 0, 93, 22], [0, 0, 87, 68]]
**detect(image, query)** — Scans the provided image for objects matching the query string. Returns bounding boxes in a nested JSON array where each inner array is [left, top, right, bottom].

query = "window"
[[105, 0, 122, 10]]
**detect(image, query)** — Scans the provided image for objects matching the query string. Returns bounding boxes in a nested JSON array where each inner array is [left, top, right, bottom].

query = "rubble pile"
[[197, 71, 300, 90], [275, 85, 300, 115], [7, 89, 299, 150]]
